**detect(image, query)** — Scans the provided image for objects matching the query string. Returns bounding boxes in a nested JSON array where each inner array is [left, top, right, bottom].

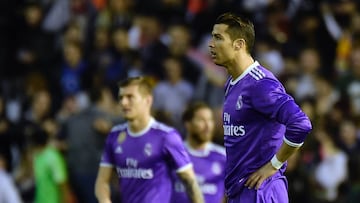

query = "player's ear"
[[233, 39, 245, 50]]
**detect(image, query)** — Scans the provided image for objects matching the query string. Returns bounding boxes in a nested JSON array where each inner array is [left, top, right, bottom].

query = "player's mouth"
[[210, 50, 216, 59]]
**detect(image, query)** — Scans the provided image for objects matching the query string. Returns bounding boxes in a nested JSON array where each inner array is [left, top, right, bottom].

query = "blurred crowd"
[[0, 0, 360, 202]]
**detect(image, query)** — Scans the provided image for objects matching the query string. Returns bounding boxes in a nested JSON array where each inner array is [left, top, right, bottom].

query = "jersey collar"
[[185, 142, 211, 157], [230, 61, 260, 85], [127, 117, 155, 137]]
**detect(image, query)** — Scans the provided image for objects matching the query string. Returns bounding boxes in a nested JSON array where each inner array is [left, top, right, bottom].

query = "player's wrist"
[[270, 154, 284, 170]]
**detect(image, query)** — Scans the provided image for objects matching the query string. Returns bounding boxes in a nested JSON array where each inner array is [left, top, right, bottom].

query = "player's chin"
[[213, 60, 222, 66], [122, 113, 133, 120]]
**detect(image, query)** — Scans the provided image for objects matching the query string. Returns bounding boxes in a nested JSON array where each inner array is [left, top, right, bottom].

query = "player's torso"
[[109, 129, 174, 203], [172, 147, 226, 203], [223, 75, 261, 148], [109, 130, 166, 180], [222, 64, 287, 197]]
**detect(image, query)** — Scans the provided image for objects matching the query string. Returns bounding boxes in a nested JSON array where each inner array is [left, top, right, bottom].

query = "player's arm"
[[177, 166, 204, 203], [95, 166, 113, 203], [246, 79, 312, 189]]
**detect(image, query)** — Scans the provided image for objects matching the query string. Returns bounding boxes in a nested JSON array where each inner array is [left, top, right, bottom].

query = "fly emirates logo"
[[223, 112, 245, 136], [116, 158, 154, 179]]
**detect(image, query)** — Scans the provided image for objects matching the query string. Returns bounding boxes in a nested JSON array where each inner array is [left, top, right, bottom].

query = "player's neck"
[[128, 114, 152, 133], [187, 137, 209, 150], [228, 54, 254, 79]]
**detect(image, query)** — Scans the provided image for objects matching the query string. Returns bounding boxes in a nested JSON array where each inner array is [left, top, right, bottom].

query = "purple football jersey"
[[222, 61, 312, 197], [171, 142, 226, 203], [100, 118, 192, 203]]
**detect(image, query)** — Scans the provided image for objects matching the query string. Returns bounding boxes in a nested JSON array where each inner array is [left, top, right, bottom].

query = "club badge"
[[117, 132, 126, 144], [144, 143, 152, 156], [236, 95, 243, 110], [212, 162, 222, 175]]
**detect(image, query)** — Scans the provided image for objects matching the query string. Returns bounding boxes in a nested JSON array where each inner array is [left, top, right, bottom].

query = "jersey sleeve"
[[100, 133, 115, 167], [163, 130, 192, 172], [251, 79, 312, 146]]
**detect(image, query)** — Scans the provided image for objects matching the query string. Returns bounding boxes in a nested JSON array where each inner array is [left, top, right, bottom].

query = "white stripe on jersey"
[[249, 67, 266, 81], [249, 71, 260, 80], [253, 67, 266, 77]]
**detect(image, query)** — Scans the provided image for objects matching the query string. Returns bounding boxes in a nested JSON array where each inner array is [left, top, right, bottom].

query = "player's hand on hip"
[[244, 162, 277, 190]]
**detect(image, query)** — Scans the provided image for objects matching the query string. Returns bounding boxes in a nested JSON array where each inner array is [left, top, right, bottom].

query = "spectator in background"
[[153, 57, 194, 131], [0, 94, 15, 172], [187, 34, 227, 109], [338, 119, 360, 156], [15, 1, 57, 78], [88, 26, 112, 87], [171, 102, 226, 203], [320, 0, 359, 74], [313, 124, 348, 202], [61, 86, 122, 203], [314, 77, 340, 117], [62, 21, 85, 46], [254, 35, 284, 77], [95, 0, 134, 29], [58, 40, 91, 110], [345, 154, 360, 203], [128, 14, 168, 79], [337, 45, 360, 117], [295, 47, 322, 102], [285, 151, 315, 203], [103, 27, 131, 93], [164, 24, 201, 85], [14, 89, 57, 202], [0, 150, 23, 203], [32, 128, 74, 203]]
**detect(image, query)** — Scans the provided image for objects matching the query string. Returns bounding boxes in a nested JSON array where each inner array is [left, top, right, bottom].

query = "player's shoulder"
[[151, 120, 178, 134], [247, 64, 284, 90], [110, 122, 127, 133], [248, 63, 276, 82], [209, 143, 226, 157]]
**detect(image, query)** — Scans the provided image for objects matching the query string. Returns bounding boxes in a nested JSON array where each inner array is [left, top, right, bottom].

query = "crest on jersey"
[[117, 132, 126, 144], [236, 95, 243, 110], [144, 143, 152, 156], [212, 162, 222, 175]]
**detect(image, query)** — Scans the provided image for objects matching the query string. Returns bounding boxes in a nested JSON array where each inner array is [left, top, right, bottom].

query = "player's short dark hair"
[[182, 102, 211, 122], [118, 76, 153, 96], [215, 12, 255, 53]]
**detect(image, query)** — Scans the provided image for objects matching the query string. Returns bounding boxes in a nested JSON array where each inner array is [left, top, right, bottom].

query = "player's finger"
[[255, 176, 265, 190], [244, 174, 255, 187], [246, 174, 259, 189]]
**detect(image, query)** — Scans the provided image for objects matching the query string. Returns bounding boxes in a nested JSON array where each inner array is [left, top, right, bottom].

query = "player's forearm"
[[183, 178, 204, 203], [274, 142, 300, 163], [95, 180, 112, 203], [178, 171, 204, 203]]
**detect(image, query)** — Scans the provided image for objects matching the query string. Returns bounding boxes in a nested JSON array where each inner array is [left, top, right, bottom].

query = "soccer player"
[[95, 77, 204, 203], [171, 102, 226, 203], [208, 12, 312, 202]]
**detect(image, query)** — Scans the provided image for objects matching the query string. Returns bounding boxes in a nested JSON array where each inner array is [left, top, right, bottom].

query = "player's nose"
[[208, 39, 214, 48]]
